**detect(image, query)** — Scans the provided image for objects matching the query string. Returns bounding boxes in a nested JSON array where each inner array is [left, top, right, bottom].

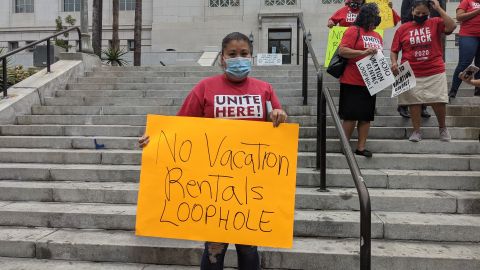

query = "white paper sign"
[[391, 61, 416, 98], [356, 51, 395, 96], [257, 54, 282, 66]]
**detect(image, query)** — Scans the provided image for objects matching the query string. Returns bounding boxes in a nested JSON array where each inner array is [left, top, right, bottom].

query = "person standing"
[[138, 32, 288, 270], [328, 0, 400, 28], [448, 0, 480, 98], [337, 3, 384, 157], [391, 0, 456, 142], [396, 0, 445, 118]]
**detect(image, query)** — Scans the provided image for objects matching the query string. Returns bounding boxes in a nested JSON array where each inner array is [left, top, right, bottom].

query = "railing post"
[[46, 39, 51, 73], [302, 35, 308, 105], [360, 186, 372, 270], [2, 59, 7, 98], [78, 28, 83, 52], [316, 72, 327, 191]]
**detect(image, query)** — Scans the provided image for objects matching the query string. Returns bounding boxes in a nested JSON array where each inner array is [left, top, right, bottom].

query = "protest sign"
[[356, 51, 395, 96], [257, 54, 282, 66], [391, 61, 416, 98], [136, 115, 299, 248], [366, 0, 395, 29], [324, 26, 384, 67]]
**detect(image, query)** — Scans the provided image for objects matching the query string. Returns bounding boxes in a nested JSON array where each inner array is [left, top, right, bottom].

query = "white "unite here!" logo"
[[214, 95, 264, 119]]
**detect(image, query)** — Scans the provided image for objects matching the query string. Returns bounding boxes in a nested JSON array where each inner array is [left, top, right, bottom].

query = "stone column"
[[80, 0, 94, 53]]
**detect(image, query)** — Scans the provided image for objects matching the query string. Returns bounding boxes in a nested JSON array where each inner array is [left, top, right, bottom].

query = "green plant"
[[8, 65, 36, 85], [101, 47, 129, 66], [54, 15, 77, 50]]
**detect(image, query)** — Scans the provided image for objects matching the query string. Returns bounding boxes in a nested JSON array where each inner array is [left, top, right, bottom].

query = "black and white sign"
[[356, 51, 395, 96], [257, 54, 282, 66], [391, 61, 416, 98]]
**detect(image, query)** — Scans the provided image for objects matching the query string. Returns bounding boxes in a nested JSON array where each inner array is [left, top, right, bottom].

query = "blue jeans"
[[449, 35, 480, 96], [200, 242, 260, 270]]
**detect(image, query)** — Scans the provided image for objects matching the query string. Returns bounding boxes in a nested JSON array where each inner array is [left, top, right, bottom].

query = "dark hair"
[[412, 0, 431, 10], [221, 32, 253, 55], [354, 3, 380, 31]]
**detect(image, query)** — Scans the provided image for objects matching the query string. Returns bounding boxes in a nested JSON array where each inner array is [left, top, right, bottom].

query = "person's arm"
[[456, 7, 480, 22], [461, 77, 480, 87], [339, 46, 377, 59], [430, 0, 457, 33], [390, 51, 400, 76]]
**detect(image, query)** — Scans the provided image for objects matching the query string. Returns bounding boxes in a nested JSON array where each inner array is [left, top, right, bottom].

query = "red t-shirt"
[[330, 6, 360, 27], [339, 26, 384, 86], [391, 17, 446, 77], [330, 6, 401, 27], [457, 0, 480, 36], [177, 75, 282, 121]]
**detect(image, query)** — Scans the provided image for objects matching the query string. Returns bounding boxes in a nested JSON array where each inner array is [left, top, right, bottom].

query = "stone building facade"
[[0, 0, 461, 66]]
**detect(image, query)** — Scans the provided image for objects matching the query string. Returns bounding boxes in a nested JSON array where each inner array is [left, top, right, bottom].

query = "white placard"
[[391, 61, 416, 98], [257, 54, 282, 66], [356, 51, 395, 96]]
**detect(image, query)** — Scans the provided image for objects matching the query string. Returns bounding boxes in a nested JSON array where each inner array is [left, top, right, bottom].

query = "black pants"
[[200, 242, 260, 270]]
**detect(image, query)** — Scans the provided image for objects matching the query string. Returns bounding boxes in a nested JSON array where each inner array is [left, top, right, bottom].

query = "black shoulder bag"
[[327, 27, 361, 79]]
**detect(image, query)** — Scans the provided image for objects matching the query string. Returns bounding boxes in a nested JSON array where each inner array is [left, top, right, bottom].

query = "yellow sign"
[[366, 0, 395, 29], [324, 26, 384, 67], [136, 115, 299, 248]]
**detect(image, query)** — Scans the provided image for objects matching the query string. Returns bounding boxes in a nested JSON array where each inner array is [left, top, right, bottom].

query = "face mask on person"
[[224, 57, 252, 80], [413, 14, 429, 24], [349, 1, 362, 10]]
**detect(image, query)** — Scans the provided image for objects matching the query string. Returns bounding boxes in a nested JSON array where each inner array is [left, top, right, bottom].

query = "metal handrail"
[[297, 14, 372, 270], [1, 26, 82, 97]]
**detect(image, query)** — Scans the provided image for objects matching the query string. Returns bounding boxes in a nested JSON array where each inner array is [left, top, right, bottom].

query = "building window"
[[321, 0, 343, 3], [265, 0, 297, 6], [15, 0, 34, 13], [25, 41, 35, 51], [64, 0, 81, 12], [128, 40, 135, 51], [8, 41, 19, 51], [209, 0, 240, 7], [120, 0, 135, 10]]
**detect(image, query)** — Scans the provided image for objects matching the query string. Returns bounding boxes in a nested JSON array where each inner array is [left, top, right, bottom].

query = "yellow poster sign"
[[136, 115, 299, 248], [324, 26, 384, 67], [366, 0, 395, 30]]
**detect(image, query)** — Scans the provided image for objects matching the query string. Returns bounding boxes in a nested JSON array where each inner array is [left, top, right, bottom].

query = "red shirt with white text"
[[330, 6, 401, 27], [177, 75, 282, 120], [391, 17, 445, 77], [457, 0, 480, 36], [339, 26, 384, 86]]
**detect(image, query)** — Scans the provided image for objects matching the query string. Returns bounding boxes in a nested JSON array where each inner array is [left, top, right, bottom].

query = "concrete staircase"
[[0, 65, 479, 269]]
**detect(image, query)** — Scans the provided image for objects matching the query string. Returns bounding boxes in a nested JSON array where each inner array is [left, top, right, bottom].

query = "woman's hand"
[[327, 20, 335, 28], [363, 48, 378, 56], [430, 0, 441, 12], [270, 109, 288, 127], [138, 134, 150, 148], [391, 62, 400, 76]]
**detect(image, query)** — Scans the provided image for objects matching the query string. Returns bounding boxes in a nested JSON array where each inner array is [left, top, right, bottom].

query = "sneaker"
[[421, 106, 431, 118], [409, 130, 422, 142], [439, 127, 451, 142], [355, 149, 373, 158], [397, 106, 410, 118], [448, 91, 457, 98]]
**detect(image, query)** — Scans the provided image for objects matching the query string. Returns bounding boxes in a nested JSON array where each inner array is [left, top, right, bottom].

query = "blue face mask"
[[224, 57, 252, 80]]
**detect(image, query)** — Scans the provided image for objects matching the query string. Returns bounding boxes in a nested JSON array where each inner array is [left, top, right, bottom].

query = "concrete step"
[[2, 125, 478, 140], [16, 114, 480, 128], [0, 136, 478, 155], [76, 76, 317, 84], [0, 164, 479, 190], [0, 257, 201, 270], [0, 201, 478, 241], [0, 180, 477, 213], [0, 148, 477, 171], [66, 82, 317, 91], [0, 227, 479, 269], [43, 95, 480, 107], [84, 70, 318, 78], [31, 104, 480, 117]]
